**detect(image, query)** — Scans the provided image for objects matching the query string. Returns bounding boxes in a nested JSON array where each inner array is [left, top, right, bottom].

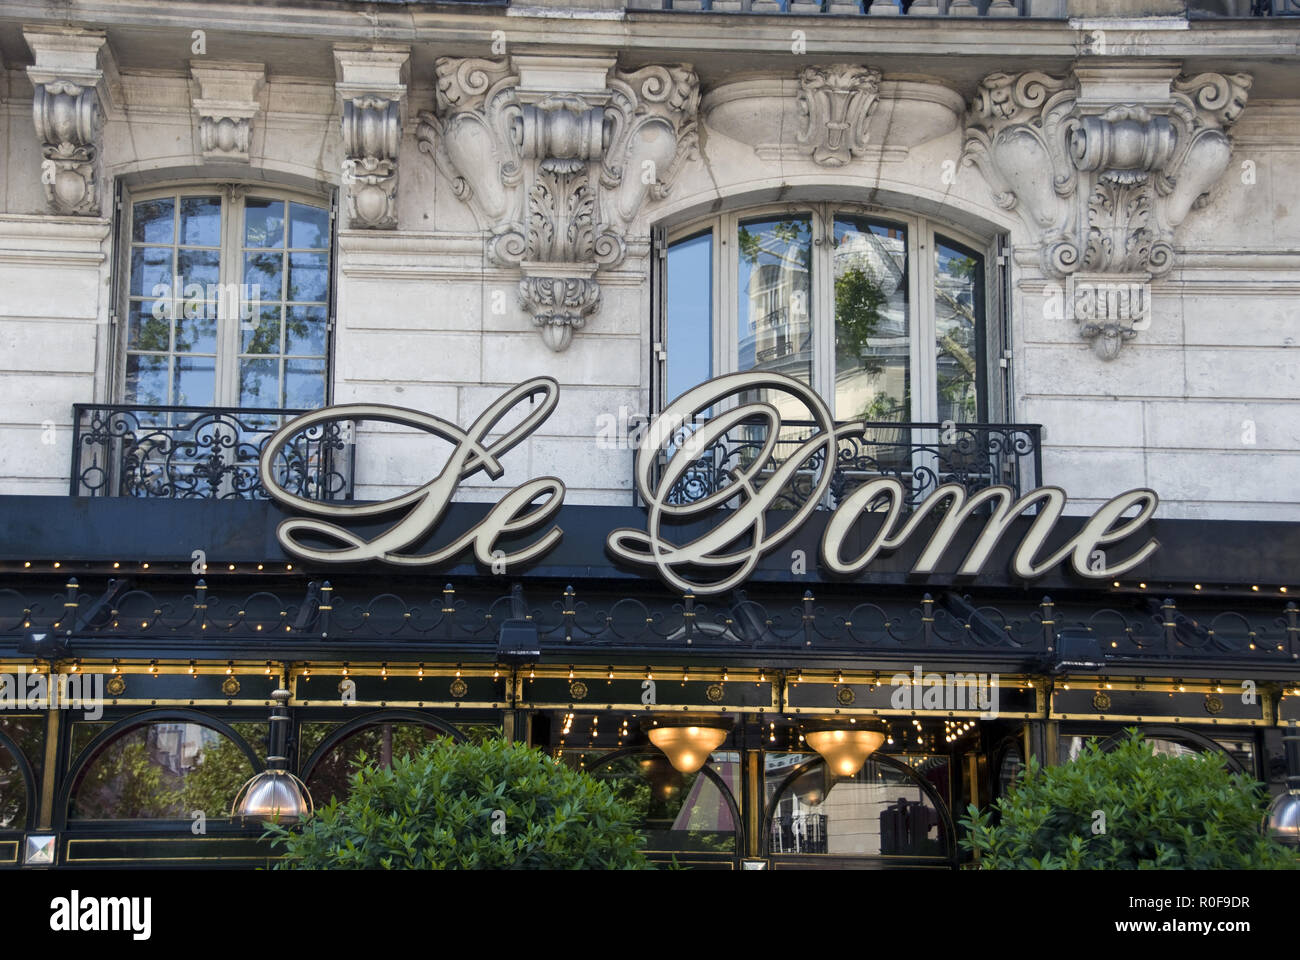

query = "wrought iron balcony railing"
[[71, 404, 354, 501], [644, 417, 1042, 511]]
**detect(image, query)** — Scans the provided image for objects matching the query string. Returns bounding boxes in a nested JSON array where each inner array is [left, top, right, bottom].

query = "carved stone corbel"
[[334, 46, 409, 230], [417, 56, 699, 351], [190, 63, 265, 163], [796, 64, 881, 166], [962, 64, 1251, 358], [25, 28, 113, 215]]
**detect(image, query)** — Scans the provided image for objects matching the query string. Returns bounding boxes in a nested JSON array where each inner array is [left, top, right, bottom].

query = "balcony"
[[70, 404, 354, 501], [645, 417, 1043, 511]]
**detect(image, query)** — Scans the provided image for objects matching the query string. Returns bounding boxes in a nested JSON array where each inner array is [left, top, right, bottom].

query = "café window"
[[119, 185, 333, 410], [659, 205, 996, 424]]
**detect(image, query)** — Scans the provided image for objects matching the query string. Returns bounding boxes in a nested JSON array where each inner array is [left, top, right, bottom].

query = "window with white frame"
[[660, 204, 994, 426], [120, 185, 332, 411]]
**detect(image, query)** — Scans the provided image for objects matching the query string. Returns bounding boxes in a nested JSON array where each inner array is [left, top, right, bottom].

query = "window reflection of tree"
[[70, 722, 256, 820], [0, 743, 25, 829]]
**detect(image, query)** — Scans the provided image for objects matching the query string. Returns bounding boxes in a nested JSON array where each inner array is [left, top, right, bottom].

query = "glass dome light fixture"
[[805, 719, 888, 778], [232, 687, 313, 823], [644, 716, 734, 774]]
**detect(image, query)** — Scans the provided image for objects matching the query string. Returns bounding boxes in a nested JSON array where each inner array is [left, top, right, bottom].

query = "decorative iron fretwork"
[[3, 578, 1296, 668], [70, 404, 354, 500], [642, 417, 1042, 511]]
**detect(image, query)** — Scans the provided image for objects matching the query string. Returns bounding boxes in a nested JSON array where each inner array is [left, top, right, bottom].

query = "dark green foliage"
[[266, 739, 651, 870], [960, 730, 1298, 870]]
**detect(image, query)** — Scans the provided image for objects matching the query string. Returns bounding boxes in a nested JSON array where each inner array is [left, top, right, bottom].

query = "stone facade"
[[0, 4, 1297, 519]]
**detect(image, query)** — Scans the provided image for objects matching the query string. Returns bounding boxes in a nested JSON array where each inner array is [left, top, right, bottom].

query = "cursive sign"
[[260, 372, 1159, 594], [607, 372, 1159, 594], [258, 378, 565, 566]]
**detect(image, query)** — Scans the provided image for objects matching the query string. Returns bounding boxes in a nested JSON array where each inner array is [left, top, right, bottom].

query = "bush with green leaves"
[[265, 738, 651, 870], [960, 730, 1297, 869]]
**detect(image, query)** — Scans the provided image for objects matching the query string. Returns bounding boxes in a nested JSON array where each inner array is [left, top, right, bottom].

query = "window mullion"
[[914, 218, 937, 424]]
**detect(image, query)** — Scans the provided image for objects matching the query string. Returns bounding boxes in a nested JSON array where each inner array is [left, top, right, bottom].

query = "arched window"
[[661, 205, 994, 424], [119, 184, 332, 411], [302, 721, 449, 805], [764, 754, 954, 865], [68, 720, 259, 820]]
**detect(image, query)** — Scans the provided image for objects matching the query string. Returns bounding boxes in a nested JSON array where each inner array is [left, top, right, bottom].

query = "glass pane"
[[737, 215, 813, 395], [173, 356, 215, 407], [129, 246, 172, 297], [69, 723, 256, 820], [238, 357, 279, 407], [286, 305, 327, 356], [304, 723, 445, 805], [0, 717, 44, 797], [284, 358, 326, 409], [126, 301, 171, 352], [0, 741, 26, 828], [934, 238, 983, 424], [665, 232, 712, 405], [124, 354, 169, 406], [244, 198, 285, 248], [770, 758, 946, 857], [242, 305, 281, 355], [178, 247, 220, 289], [132, 198, 174, 244], [833, 216, 910, 423], [174, 307, 217, 354], [288, 252, 329, 302], [179, 196, 221, 246], [589, 753, 737, 854], [290, 202, 330, 249], [244, 252, 284, 301]]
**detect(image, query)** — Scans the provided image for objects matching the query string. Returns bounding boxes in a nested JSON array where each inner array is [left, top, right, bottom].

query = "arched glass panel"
[[0, 741, 26, 828], [589, 753, 738, 855], [70, 722, 256, 820], [304, 722, 446, 804], [737, 214, 814, 400], [770, 758, 948, 857]]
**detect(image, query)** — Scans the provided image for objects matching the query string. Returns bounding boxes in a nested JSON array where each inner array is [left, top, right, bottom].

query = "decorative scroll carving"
[[32, 80, 100, 214], [25, 29, 110, 216], [796, 64, 881, 166], [417, 57, 699, 351], [963, 67, 1251, 358], [341, 96, 400, 228], [334, 45, 409, 231]]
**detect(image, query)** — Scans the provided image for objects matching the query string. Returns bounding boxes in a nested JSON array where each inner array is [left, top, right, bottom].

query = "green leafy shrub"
[[266, 738, 651, 870], [960, 729, 1297, 869]]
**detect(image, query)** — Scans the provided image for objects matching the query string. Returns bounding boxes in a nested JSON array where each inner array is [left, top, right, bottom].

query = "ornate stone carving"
[[703, 70, 963, 164], [25, 28, 112, 216], [963, 65, 1251, 358], [334, 46, 409, 230], [190, 63, 265, 164], [417, 56, 699, 351], [796, 65, 881, 166], [32, 80, 100, 214], [341, 96, 401, 228]]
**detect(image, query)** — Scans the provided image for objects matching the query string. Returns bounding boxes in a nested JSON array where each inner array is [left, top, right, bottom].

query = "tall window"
[[122, 186, 332, 410], [660, 205, 990, 424]]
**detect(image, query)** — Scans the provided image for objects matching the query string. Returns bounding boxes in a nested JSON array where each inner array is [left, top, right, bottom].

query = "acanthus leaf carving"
[[963, 67, 1252, 359], [795, 64, 881, 166], [418, 56, 699, 351]]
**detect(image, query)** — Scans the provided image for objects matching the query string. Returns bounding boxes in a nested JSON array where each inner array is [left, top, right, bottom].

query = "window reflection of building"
[[149, 722, 219, 776]]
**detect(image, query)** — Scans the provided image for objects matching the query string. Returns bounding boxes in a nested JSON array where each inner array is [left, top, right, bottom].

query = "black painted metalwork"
[[647, 417, 1042, 511], [70, 404, 354, 500], [3, 577, 1296, 666]]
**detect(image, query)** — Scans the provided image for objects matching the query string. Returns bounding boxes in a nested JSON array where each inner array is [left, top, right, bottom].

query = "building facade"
[[0, 0, 1298, 869]]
